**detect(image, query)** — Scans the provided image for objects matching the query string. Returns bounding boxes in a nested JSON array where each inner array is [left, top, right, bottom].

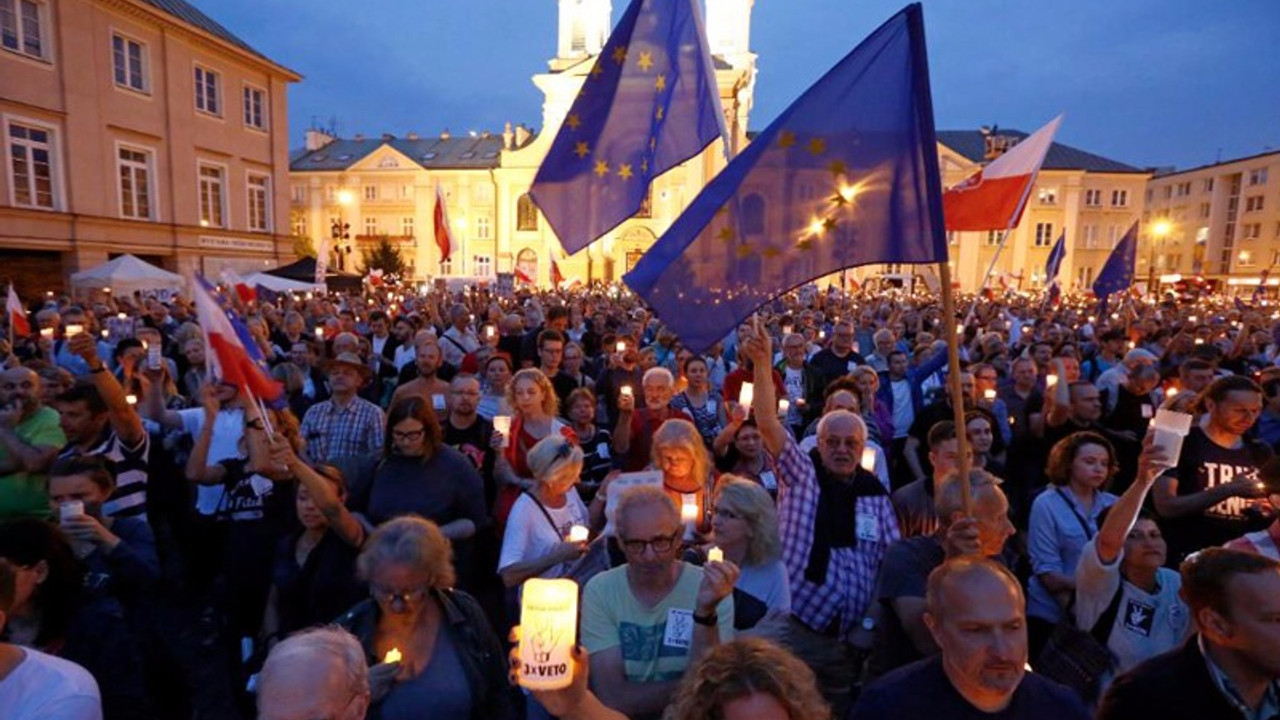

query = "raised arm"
[[742, 316, 788, 458], [1096, 435, 1166, 564], [70, 333, 144, 446]]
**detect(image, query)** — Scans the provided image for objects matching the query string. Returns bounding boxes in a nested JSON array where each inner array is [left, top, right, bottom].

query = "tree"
[[360, 236, 407, 277], [289, 208, 315, 258]]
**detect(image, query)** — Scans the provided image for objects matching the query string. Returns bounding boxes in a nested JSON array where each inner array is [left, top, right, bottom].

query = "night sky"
[[205, 0, 1278, 171]]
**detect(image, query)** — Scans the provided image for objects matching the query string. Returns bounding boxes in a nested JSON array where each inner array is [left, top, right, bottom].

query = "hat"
[[325, 352, 373, 379]]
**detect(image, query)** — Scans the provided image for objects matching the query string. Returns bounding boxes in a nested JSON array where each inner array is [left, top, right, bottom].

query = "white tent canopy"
[[242, 272, 324, 293], [69, 254, 185, 296]]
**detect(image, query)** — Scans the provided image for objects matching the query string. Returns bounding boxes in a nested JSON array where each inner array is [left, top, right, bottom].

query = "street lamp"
[[331, 189, 354, 271], [1147, 218, 1173, 297]]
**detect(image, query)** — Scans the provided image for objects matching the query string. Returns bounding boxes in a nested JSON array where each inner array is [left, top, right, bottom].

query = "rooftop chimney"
[[502, 122, 514, 150], [305, 128, 337, 151], [514, 124, 532, 148], [407, 131, 419, 140], [381, 133, 395, 141], [440, 129, 452, 140]]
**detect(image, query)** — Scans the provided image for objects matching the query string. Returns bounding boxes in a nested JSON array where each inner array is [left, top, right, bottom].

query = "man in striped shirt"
[[54, 333, 150, 519]]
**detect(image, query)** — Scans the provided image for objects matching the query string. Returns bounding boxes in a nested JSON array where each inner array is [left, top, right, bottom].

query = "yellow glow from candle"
[[738, 382, 754, 408], [518, 578, 578, 691], [383, 647, 402, 664], [707, 547, 724, 563], [861, 447, 876, 472], [567, 525, 588, 543]]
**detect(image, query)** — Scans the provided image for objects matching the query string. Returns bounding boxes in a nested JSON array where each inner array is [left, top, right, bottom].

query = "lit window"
[[473, 255, 492, 277], [1037, 187, 1057, 205]]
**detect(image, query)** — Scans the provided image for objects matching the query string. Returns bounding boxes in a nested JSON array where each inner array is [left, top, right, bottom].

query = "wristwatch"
[[692, 611, 717, 627], [860, 616, 877, 632]]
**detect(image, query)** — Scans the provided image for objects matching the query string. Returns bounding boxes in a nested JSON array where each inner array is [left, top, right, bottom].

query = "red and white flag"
[[7, 284, 30, 337], [192, 279, 282, 402], [551, 259, 565, 288], [943, 115, 1062, 231], [434, 184, 453, 264], [220, 269, 256, 305], [514, 267, 534, 285]]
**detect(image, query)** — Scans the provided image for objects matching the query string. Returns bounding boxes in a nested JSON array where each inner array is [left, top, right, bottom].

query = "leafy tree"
[[289, 209, 315, 257], [360, 236, 407, 276]]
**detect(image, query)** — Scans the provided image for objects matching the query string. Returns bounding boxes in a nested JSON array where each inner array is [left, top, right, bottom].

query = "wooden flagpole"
[[938, 260, 973, 514]]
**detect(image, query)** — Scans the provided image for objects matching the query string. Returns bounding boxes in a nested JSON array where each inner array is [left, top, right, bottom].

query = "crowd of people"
[[0, 278, 1278, 720]]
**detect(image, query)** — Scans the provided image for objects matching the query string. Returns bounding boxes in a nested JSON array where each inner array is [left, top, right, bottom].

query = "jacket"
[[773, 360, 827, 426], [1096, 636, 1247, 720], [336, 589, 514, 720], [875, 349, 949, 418]]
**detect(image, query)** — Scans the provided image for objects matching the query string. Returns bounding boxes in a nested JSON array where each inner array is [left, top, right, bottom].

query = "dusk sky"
[[206, 0, 1278, 172]]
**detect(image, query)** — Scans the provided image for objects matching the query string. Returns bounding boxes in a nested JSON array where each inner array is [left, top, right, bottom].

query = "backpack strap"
[[1088, 583, 1127, 645]]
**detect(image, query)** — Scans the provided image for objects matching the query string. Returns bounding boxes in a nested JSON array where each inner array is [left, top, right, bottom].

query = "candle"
[[620, 385, 633, 399], [486, 326, 495, 338], [493, 415, 512, 437], [782, 325, 793, 336], [125, 394, 137, 406], [383, 647, 402, 664], [777, 398, 790, 416], [707, 546, 724, 563], [314, 327, 324, 339], [1046, 374, 1058, 388], [518, 578, 579, 691], [1194, 338, 1204, 345], [64, 324, 83, 336], [101, 329, 109, 338], [567, 525, 589, 543], [983, 388, 997, 401], [117, 312, 127, 320], [1189, 316, 1198, 323], [1165, 386, 1178, 397], [861, 447, 876, 472], [615, 341, 626, 353], [738, 382, 754, 408], [40, 328, 54, 339]]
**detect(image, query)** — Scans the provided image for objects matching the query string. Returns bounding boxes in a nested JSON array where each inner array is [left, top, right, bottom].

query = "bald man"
[[257, 627, 370, 720], [853, 557, 1088, 719], [0, 368, 65, 521]]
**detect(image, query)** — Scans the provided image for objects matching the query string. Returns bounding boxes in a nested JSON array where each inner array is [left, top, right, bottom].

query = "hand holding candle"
[[567, 525, 588, 543], [383, 647, 402, 664], [738, 382, 754, 410], [707, 546, 724, 563], [517, 578, 578, 691]]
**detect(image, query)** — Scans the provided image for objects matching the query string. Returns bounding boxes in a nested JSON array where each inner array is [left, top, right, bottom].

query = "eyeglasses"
[[619, 531, 681, 555], [370, 585, 429, 606], [821, 436, 862, 450], [393, 429, 425, 441]]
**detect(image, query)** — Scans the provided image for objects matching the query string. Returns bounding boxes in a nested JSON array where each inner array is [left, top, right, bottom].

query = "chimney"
[[514, 124, 532, 148], [407, 131, 419, 140], [305, 128, 336, 151], [381, 133, 395, 141], [440, 129, 451, 140], [354, 133, 364, 141], [502, 122, 514, 150]]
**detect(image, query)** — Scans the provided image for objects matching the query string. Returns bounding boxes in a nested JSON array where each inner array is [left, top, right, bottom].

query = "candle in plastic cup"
[[983, 389, 997, 401], [493, 415, 512, 436], [738, 382, 754, 408], [1046, 374, 1058, 388], [567, 525, 588, 543], [777, 398, 790, 416], [620, 386, 633, 399], [486, 326, 495, 338], [615, 341, 626, 353], [861, 447, 876, 472], [60, 500, 84, 522], [383, 647, 402, 664], [518, 578, 579, 691], [707, 546, 724, 563], [125, 394, 137, 406], [1149, 409, 1193, 468], [40, 328, 54, 339]]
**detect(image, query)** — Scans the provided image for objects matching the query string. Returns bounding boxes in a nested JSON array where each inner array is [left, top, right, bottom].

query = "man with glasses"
[[776, 332, 825, 438], [808, 319, 867, 387], [582, 485, 737, 720]]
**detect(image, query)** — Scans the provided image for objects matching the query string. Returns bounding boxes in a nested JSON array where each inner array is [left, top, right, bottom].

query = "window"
[[635, 186, 653, 218], [439, 258, 453, 275], [194, 65, 220, 115], [1203, 178, 1214, 192], [1034, 222, 1054, 247], [1175, 182, 1191, 197], [1162, 186, 1172, 200], [117, 146, 152, 220], [475, 215, 492, 240], [400, 184, 413, 200], [291, 214, 306, 238], [1107, 224, 1120, 247], [247, 173, 270, 232], [8, 120, 57, 209], [197, 164, 225, 227], [363, 185, 377, 201], [1037, 187, 1057, 205], [1238, 251, 1255, 267], [473, 183, 493, 205], [1081, 224, 1098, 249], [1243, 223, 1262, 240], [112, 33, 147, 92], [242, 85, 266, 130], [401, 217, 414, 237], [473, 255, 492, 277], [1084, 189, 1102, 207], [1111, 189, 1128, 207], [1075, 267, 1094, 288], [1248, 168, 1268, 186], [1200, 202, 1211, 219], [363, 217, 378, 236], [516, 193, 538, 231], [1246, 195, 1265, 212], [291, 185, 306, 203], [984, 231, 999, 246], [1, 0, 46, 60]]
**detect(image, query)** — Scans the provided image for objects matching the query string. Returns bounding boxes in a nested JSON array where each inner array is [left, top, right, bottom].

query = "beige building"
[[1142, 149, 1280, 292], [290, 0, 757, 286], [0, 0, 299, 296]]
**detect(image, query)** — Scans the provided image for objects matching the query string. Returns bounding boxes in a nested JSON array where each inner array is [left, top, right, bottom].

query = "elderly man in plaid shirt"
[[300, 352, 385, 464], [738, 317, 899, 708]]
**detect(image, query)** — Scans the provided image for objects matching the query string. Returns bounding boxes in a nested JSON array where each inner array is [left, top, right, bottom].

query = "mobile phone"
[[147, 345, 163, 371]]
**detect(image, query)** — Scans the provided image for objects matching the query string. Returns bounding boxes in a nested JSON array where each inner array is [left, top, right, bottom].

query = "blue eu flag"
[[529, 0, 726, 255], [624, 4, 947, 353], [1045, 231, 1066, 286], [1092, 221, 1138, 309]]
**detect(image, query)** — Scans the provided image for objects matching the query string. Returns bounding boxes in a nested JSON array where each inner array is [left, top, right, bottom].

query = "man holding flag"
[[1043, 231, 1066, 307]]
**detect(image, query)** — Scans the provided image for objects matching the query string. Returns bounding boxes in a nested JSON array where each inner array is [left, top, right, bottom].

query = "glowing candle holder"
[[1046, 374, 1059, 388], [518, 578, 579, 691], [707, 546, 724, 563], [383, 647, 402, 664], [861, 447, 876, 472], [116, 312, 127, 320], [40, 328, 54, 339], [1164, 386, 1179, 398], [314, 327, 324, 339], [64, 324, 83, 336], [125, 394, 137, 406], [681, 500, 699, 540], [567, 525, 588, 543], [493, 415, 512, 448], [777, 398, 790, 416], [486, 326, 496, 338], [983, 389, 997, 401], [738, 382, 754, 408], [615, 341, 626, 353], [620, 386, 633, 401]]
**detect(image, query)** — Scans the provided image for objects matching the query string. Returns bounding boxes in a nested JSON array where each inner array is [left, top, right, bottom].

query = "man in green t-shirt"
[[581, 485, 736, 720], [0, 367, 66, 520]]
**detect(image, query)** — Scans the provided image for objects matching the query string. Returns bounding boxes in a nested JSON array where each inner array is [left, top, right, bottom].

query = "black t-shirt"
[[1163, 425, 1272, 561], [443, 417, 497, 508], [272, 529, 364, 636], [867, 534, 945, 679], [852, 655, 1090, 720]]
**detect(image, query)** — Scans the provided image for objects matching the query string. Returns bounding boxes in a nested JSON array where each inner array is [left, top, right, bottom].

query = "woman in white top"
[[498, 436, 590, 589], [711, 476, 791, 630]]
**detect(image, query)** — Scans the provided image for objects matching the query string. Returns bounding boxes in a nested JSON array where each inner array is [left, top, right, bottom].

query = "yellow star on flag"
[[778, 130, 796, 149], [566, 114, 582, 131], [717, 226, 734, 242], [612, 45, 628, 63], [655, 74, 667, 91], [808, 137, 827, 156], [594, 160, 610, 177], [649, 136, 658, 150], [637, 51, 654, 71], [655, 106, 665, 121], [574, 141, 590, 158], [617, 163, 634, 180], [735, 245, 754, 259], [827, 159, 847, 176], [640, 159, 649, 173], [590, 63, 603, 79]]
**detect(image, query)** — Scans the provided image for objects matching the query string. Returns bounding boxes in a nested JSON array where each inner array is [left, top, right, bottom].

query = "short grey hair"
[[257, 626, 368, 717], [357, 516, 456, 589], [614, 485, 678, 538], [816, 409, 866, 441], [642, 366, 674, 387], [934, 469, 1001, 522]]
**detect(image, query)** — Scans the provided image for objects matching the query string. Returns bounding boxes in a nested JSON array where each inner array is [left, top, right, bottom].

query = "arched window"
[[516, 248, 538, 283], [741, 193, 765, 236], [517, 194, 539, 231]]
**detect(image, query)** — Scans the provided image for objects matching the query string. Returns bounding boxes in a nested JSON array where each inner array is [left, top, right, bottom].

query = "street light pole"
[[1148, 219, 1172, 298]]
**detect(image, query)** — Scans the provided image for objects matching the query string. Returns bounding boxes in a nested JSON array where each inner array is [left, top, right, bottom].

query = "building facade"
[[1142, 149, 1280, 293], [0, 0, 299, 296]]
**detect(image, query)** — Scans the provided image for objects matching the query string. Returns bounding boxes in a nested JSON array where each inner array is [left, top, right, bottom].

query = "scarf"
[[804, 448, 888, 586]]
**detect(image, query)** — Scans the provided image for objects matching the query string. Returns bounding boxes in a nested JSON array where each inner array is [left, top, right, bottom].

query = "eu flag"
[[529, 0, 726, 255], [625, 4, 946, 353], [1092, 221, 1138, 310], [1045, 231, 1066, 286]]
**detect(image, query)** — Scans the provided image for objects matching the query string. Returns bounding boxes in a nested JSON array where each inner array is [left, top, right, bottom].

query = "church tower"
[[553, 0, 612, 70], [705, 0, 757, 156], [705, 0, 754, 65]]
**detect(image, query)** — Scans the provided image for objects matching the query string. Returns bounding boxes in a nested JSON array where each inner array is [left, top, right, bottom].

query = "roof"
[[937, 129, 1146, 174], [1150, 147, 1280, 180], [290, 136, 508, 172], [135, 0, 298, 76]]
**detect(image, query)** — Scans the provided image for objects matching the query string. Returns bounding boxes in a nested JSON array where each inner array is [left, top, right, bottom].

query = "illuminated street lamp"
[[1147, 218, 1173, 297], [332, 189, 354, 271]]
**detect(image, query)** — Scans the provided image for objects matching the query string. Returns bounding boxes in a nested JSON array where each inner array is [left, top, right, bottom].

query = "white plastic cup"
[[60, 500, 84, 522], [493, 415, 512, 448], [1149, 409, 1193, 468]]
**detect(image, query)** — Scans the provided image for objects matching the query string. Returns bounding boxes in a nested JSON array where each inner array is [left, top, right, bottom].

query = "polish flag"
[[944, 115, 1062, 231], [551, 259, 565, 288], [220, 269, 256, 304], [7, 285, 30, 337], [193, 277, 282, 402], [514, 267, 534, 285], [434, 184, 453, 264]]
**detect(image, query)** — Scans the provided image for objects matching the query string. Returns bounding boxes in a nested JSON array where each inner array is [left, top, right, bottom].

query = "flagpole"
[[963, 229, 1011, 322], [938, 260, 973, 515]]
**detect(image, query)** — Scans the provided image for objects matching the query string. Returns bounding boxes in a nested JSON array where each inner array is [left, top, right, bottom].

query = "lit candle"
[[1046, 374, 1058, 388], [40, 328, 54, 339], [782, 325, 793, 335], [101, 329, 109, 338], [983, 388, 997, 401], [1189, 315, 1198, 323], [125, 394, 137, 406], [493, 415, 512, 437], [707, 546, 724, 563], [486, 326, 495, 338], [615, 341, 626, 353], [116, 312, 127, 320], [777, 398, 790, 416], [64, 324, 83, 336], [738, 382, 754, 408], [567, 525, 589, 543], [314, 327, 324, 339], [620, 385, 633, 399], [1194, 338, 1204, 345], [1165, 386, 1178, 397], [383, 647, 402, 664], [861, 447, 876, 472], [518, 578, 579, 691]]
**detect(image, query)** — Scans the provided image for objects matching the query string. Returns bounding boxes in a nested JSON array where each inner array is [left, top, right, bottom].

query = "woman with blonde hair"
[[648, 418, 716, 536], [665, 637, 830, 720], [337, 516, 513, 720], [498, 436, 590, 589], [493, 368, 577, 531], [712, 476, 791, 630]]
